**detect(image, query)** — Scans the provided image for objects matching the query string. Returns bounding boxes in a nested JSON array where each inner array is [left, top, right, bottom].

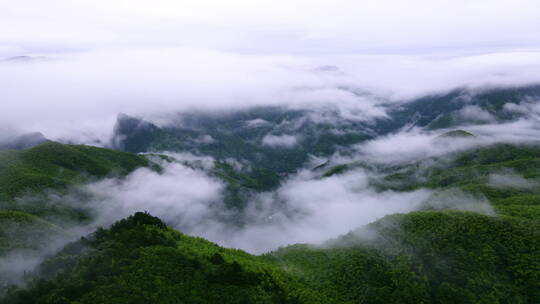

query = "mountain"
[[107, 85, 540, 215], [3, 56, 49, 63], [0, 141, 149, 204], [0, 132, 48, 150], [2, 85, 540, 302], [3, 211, 538, 303], [323, 141, 540, 220], [0, 210, 62, 256], [376, 84, 540, 132], [112, 107, 373, 174], [2, 142, 539, 302], [0, 142, 150, 248], [112, 85, 540, 173], [270, 210, 540, 304], [1, 212, 324, 304]]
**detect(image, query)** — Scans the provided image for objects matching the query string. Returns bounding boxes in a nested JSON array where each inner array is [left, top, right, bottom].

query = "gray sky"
[[1, 0, 540, 56]]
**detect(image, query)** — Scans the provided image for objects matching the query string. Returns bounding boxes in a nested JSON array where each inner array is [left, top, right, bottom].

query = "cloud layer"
[[2, 1, 540, 144], [2, 48, 540, 143], [2, 0, 540, 55]]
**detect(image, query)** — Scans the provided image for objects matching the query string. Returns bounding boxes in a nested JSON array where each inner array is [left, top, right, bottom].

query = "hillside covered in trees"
[[2, 210, 538, 304]]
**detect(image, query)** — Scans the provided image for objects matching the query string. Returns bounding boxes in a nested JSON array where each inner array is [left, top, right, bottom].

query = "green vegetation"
[[1, 212, 324, 304], [0, 210, 61, 255], [114, 109, 372, 174], [0, 142, 149, 202], [381, 85, 540, 131], [3, 211, 539, 303], [269, 211, 540, 304], [334, 142, 540, 220], [437, 129, 475, 138], [214, 161, 281, 192], [415, 143, 540, 219], [3, 91, 540, 303], [322, 164, 350, 178], [0, 142, 151, 256]]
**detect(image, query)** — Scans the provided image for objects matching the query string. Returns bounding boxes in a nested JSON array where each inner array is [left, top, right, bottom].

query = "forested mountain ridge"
[[2, 210, 538, 303], [322, 141, 540, 220], [112, 85, 540, 172], [0, 142, 149, 202], [0, 142, 150, 225], [1, 212, 325, 304], [269, 210, 540, 304]]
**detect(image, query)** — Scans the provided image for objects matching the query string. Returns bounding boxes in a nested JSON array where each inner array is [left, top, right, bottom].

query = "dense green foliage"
[[381, 143, 540, 220], [214, 161, 281, 192], [0, 142, 149, 202], [213, 161, 281, 210], [112, 85, 540, 209], [114, 86, 540, 170], [323, 142, 540, 220], [4, 141, 536, 303], [1, 212, 323, 304], [378, 85, 540, 131], [4, 211, 539, 303], [0, 210, 61, 255], [3, 85, 540, 302], [269, 211, 540, 304], [0, 142, 151, 260], [113, 107, 372, 174]]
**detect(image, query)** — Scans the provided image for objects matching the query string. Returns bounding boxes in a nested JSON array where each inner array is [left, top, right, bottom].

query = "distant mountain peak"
[[0, 132, 49, 150]]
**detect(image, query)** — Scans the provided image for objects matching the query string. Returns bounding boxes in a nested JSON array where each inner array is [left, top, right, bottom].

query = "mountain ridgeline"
[[108, 85, 540, 212], [0, 142, 150, 257], [2, 211, 539, 303], [1, 84, 540, 303], [111, 85, 540, 172]]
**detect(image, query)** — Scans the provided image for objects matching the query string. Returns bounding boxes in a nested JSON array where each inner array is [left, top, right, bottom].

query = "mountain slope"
[[322, 140, 540, 220], [269, 211, 540, 304], [376, 84, 540, 132], [1, 212, 323, 304], [0, 210, 62, 255], [0, 142, 152, 257], [112, 107, 374, 173], [0, 141, 149, 202], [3, 211, 538, 304], [383, 142, 540, 220]]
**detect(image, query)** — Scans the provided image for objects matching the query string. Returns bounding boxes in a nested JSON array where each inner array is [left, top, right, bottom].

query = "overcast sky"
[[1, 0, 540, 141], [1, 0, 540, 56]]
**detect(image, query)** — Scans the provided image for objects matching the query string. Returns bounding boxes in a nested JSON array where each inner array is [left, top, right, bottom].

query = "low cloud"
[[193, 135, 215, 144], [0, 143, 500, 287], [1, 48, 540, 144], [354, 128, 483, 164], [467, 119, 540, 143], [503, 98, 540, 118], [458, 105, 497, 124], [262, 134, 298, 148], [71, 161, 493, 254], [421, 189, 495, 215], [245, 118, 270, 127], [488, 171, 538, 190], [86, 161, 225, 231]]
